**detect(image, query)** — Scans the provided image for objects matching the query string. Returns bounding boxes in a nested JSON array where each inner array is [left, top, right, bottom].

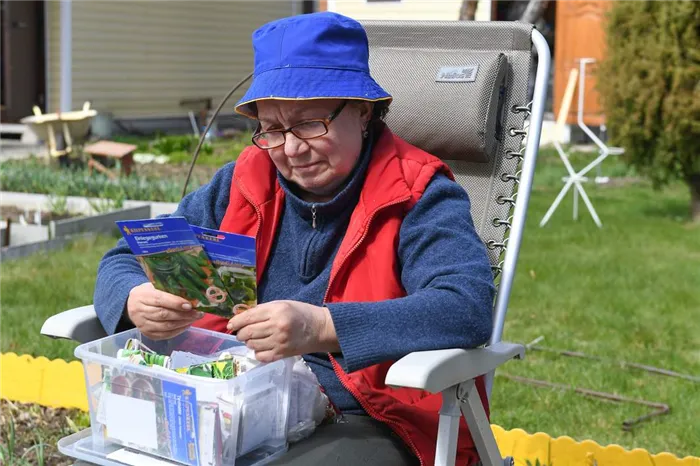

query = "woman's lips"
[[293, 162, 320, 171]]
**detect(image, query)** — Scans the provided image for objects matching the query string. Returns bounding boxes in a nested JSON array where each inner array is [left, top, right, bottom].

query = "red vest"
[[194, 127, 489, 466]]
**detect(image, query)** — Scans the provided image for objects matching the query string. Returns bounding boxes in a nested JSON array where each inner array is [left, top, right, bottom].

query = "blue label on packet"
[[162, 380, 199, 466], [116, 217, 200, 255], [190, 225, 256, 266]]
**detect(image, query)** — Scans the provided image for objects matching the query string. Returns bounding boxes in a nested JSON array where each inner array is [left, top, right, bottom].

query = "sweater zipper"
[[311, 204, 317, 230], [323, 195, 424, 466]]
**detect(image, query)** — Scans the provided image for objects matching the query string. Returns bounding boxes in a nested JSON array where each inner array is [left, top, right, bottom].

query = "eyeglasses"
[[252, 100, 348, 150]]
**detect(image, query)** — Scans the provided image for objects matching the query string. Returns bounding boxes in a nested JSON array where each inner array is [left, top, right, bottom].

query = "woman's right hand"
[[126, 282, 204, 340]]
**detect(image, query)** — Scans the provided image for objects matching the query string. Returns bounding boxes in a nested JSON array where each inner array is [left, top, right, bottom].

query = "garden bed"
[[0, 201, 151, 260], [1, 399, 88, 466], [0, 158, 195, 203], [0, 205, 80, 225], [0, 132, 251, 203]]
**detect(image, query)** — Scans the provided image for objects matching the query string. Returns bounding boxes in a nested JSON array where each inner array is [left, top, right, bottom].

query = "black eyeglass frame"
[[251, 100, 348, 149]]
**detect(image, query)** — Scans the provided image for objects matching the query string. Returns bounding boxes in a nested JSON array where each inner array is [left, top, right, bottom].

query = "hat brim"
[[235, 67, 392, 119]]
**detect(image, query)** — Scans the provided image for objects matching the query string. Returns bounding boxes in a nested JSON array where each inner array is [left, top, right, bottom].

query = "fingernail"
[[182, 303, 192, 311], [197, 312, 204, 319]]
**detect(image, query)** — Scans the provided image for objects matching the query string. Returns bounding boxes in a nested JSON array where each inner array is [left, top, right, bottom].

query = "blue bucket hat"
[[235, 12, 392, 118]]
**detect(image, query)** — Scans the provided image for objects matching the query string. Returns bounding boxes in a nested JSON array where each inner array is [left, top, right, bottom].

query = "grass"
[[0, 235, 119, 361], [1, 147, 698, 457], [490, 148, 700, 458]]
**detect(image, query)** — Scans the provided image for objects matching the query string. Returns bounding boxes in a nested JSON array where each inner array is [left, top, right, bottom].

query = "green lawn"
[[1, 148, 698, 457], [0, 235, 117, 361], [491, 150, 700, 458]]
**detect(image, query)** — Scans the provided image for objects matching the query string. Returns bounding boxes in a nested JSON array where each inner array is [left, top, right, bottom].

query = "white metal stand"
[[540, 58, 625, 228]]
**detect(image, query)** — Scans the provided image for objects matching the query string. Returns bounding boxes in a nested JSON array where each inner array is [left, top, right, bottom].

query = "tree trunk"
[[520, 0, 551, 24], [689, 174, 700, 222], [459, 0, 479, 21]]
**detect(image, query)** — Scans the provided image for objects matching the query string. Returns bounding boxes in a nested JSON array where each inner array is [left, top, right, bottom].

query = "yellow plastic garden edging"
[[1, 352, 698, 466]]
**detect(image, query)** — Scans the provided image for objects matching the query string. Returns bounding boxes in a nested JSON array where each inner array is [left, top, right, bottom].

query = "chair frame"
[[41, 26, 551, 466]]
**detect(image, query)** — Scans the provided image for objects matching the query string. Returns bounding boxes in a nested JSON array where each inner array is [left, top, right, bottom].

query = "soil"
[[1, 399, 87, 465], [0, 205, 81, 225]]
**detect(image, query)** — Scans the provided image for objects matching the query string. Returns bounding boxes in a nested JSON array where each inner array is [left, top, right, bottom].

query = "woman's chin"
[[295, 178, 340, 201]]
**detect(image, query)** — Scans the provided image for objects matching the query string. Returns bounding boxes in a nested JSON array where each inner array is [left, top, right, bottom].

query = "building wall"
[[46, 1, 295, 118], [326, 0, 491, 21], [45, 1, 61, 114]]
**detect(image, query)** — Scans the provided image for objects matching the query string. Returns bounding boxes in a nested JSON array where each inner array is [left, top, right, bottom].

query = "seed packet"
[[116, 217, 234, 317], [190, 226, 257, 315], [237, 384, 279, 456]]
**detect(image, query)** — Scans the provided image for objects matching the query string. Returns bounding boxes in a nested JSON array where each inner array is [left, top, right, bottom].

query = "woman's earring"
[[362, 130, 369, 139]]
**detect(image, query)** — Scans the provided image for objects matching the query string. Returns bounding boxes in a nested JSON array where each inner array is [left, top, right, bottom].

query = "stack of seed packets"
[[97, 338, 261, 466], [116, 338, 259, 381], [116, 217, 257, 317]]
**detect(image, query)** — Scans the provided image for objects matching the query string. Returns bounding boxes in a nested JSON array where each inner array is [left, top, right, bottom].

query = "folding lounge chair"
[[41, 20, 550, 466]]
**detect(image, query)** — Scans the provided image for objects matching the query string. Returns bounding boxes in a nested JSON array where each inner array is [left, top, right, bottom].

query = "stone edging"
[[0, 191, 179, 217], [0, 232, 97, 261]]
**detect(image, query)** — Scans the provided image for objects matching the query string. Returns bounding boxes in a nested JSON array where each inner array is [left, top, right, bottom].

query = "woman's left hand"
[[227, 300, 339, 363]]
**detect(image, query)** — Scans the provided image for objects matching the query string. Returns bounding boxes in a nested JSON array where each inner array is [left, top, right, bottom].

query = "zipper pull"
[[311, 204, 317, 229]]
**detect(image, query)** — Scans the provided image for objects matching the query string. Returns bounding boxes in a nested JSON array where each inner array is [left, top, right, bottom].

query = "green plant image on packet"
[[218, 266, 257, 312], [138, 246, 235, 317], [190, 226, 258, 315]]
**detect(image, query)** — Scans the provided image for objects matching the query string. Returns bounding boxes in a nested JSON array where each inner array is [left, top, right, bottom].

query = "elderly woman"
[[95, 11, 494, 466]]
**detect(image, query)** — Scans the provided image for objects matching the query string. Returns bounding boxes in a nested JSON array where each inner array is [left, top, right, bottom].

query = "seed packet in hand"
[[191, 226, 257, 315], [116, 217, 235, 317]]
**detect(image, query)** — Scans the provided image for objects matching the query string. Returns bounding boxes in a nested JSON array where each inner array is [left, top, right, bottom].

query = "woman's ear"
[[354, 101, 374, 129]]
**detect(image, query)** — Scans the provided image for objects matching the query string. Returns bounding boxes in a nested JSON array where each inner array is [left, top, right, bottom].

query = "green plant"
[[0, 416, 17, 464], [88, 197, 115, 214], [0, 159, 198, 203], [88, 184, 127, 213], [526, 460, 550, 466], [162, 132, 250, 166], [0, 417, 45, 466], [597, 1, 700, 220], [1, 400, 91, 466], [65, 411, 90, 433], [20, 439, 46, 466], [150, 134, 209, 156], [46, 189, 69, 217], [46, 195, 69, 217]]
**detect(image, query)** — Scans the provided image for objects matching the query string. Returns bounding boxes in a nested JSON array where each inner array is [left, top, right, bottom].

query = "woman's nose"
[[284, 132, 308, 158]]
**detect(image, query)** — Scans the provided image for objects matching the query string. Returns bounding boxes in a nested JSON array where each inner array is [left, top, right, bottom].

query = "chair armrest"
[[385, 342, 525, 393], [40, 305, 107, 343]]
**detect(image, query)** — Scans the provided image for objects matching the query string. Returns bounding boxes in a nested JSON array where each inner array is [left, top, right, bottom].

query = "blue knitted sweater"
[[94, 136, 495, 414]]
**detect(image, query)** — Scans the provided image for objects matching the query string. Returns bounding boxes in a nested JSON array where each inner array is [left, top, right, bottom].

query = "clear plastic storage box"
[[64, 327, 292, 466]]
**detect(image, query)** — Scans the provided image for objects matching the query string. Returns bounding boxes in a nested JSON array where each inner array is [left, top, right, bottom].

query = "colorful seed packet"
[[190, 226, 257, 315], [116, 217, 235, 317]]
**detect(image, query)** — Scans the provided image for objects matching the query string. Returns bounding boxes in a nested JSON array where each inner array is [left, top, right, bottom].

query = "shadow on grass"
[[641, 195, 692, 223]]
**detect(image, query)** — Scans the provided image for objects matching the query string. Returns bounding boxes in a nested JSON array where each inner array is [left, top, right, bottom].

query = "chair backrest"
[[363, 20, 532, 270], [362, 20, 550, 358]]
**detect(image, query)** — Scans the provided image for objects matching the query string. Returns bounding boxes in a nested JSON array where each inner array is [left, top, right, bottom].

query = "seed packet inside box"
[[116, 217, 235, 317], [191, 226, 257, 315]]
